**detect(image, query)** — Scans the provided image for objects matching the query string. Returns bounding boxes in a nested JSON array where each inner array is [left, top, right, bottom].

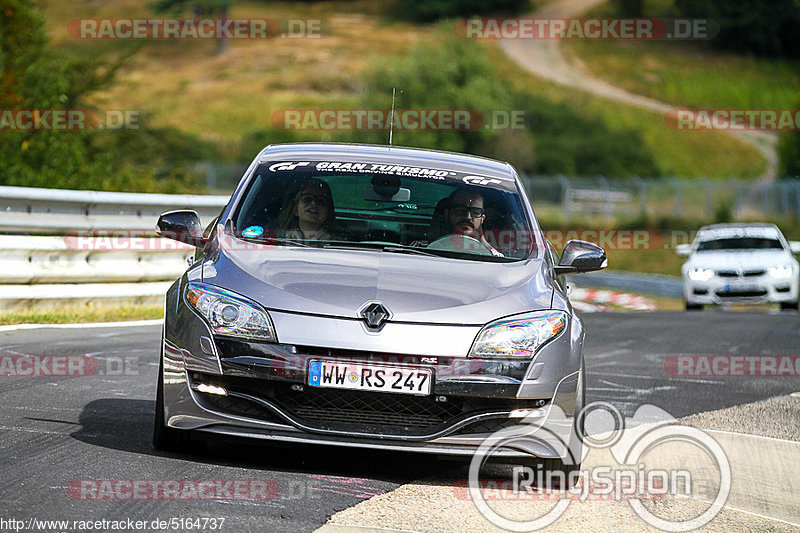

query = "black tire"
[[780, 300, 799, 311], [685, 302, 703, 311], [152, 356, 188, 451]]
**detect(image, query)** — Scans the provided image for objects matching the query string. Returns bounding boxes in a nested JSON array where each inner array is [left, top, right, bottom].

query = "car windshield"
[[696, 237, 783, 251], [229, 160, 537, 261]]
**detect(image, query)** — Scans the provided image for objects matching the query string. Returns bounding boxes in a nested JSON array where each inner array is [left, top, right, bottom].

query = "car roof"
[[695, 223, 783, 239], [699, 223, 779, 231], [256, 142, 518, 181]]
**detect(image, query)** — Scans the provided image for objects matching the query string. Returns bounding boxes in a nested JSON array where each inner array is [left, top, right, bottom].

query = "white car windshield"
[[696, 237, 783, 251]]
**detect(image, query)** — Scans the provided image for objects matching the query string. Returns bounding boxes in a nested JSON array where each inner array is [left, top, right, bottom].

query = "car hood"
[[686, 250, 793, 271], [201, 242, 553, 325]]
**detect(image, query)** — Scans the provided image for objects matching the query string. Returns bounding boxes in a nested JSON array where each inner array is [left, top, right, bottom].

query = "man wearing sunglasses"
[[442, 189, 503, 257]]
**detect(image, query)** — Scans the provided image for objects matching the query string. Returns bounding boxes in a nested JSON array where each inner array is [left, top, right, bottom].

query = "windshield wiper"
[[380, 245, 439, 257], [239, 236, 312, 247], [322, 241, 439, 256]]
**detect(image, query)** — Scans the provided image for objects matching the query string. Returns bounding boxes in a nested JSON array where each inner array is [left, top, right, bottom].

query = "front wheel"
[[779, 300, 799, 311], [685, 302, 703, 311]]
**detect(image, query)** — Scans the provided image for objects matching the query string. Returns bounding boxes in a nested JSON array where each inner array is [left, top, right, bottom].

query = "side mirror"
[[789, 241, 800, 255], [156, 210, 209, 248], [554, 240, 607, 275], [675, 243, 692, 257]]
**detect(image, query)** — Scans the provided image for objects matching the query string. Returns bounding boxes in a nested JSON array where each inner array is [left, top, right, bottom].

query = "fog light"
[[196, 383, 227, 396]]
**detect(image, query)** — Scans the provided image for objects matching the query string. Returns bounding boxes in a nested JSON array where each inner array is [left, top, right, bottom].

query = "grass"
[[42, 0, 431, 159], [0, 303, 164, 325], [561, 3, 800, 111], [485, 43, 767, 178], [41, 1, 767, 176], [605, 247, 684, 276]]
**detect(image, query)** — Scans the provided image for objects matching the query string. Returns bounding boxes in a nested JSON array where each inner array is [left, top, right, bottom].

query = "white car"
[[677, 223, 800, 311]]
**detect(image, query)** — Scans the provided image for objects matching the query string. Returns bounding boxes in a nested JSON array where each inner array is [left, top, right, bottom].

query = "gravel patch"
[[318, 395, 800, 532], [679, 394, 800, 442], [319, 472, 796, 532]]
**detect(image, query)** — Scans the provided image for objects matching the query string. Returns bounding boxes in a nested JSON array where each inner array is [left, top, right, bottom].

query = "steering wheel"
[[427, 234, 495, 256]]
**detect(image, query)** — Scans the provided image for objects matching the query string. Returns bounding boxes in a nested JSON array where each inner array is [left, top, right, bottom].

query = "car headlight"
[[767, 265, 793, 279], [687, 267, 715, 281], [470, 311, 567, 358], [185, 282, 277, 342]]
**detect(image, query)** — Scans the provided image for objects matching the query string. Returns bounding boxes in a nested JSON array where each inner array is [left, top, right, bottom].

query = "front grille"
[[716, 289, 768, 297], [190, 373, 545, 437], [716, 270, 765, 278], [273, 387, 463, 431], [453, 417, 522, 435]]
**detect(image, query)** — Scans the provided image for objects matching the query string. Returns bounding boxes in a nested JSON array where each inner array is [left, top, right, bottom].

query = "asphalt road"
[[0, 312, 798, 532]]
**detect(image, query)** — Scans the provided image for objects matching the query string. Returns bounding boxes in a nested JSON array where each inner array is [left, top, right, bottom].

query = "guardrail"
[[0, 186, 226, 309], [0, 185, 228, 234]]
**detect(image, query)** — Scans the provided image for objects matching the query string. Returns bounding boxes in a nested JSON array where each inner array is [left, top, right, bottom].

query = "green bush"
[[674, 0, 800, 58], [393, 0, 529, 22], [352, 23, 659, 178], [778, 115, 800, 178], [515, 90, 660, 177]]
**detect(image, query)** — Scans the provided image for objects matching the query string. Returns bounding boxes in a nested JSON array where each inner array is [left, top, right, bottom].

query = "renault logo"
[[360, 302, 391, 329]]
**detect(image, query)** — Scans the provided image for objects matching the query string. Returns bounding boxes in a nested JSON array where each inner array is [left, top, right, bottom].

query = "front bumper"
[[684, 273, 798, 305], [161, 279, 584, 459]]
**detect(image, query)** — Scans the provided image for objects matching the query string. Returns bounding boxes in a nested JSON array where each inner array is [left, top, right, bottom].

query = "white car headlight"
[[185, 282, 277, 342], [687, 267, 715, 281], [767, 265, 793, 279], [470, 311, 567, 358]]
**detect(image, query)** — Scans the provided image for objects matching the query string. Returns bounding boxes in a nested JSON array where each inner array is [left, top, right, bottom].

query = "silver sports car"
[[153, 143, 606, 471]]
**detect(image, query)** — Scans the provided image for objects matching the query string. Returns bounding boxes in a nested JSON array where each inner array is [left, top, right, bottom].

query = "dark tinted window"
[[696, 237, 783, 251]]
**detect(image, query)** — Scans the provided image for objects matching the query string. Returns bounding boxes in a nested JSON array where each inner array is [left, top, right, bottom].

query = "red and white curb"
[[570, 287, 657, 312]]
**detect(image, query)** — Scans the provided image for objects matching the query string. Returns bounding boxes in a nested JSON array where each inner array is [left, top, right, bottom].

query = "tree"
[[674, 0, 800, 57], [0, 0, 210, 192], [150, 0, 233, 55], [393, 0, 529, 21], [0, 0, 120, 189], [778, 107, 800, 178]]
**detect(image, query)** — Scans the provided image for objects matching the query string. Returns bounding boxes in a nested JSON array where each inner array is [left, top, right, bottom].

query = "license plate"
[[307, 360, 433, 396], [724, 283, 759, 292]]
